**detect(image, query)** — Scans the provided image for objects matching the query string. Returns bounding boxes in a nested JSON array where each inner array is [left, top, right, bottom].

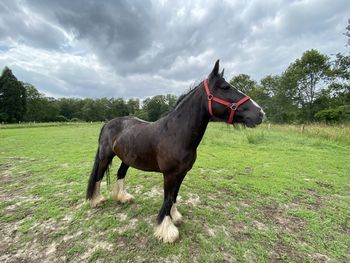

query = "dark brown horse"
[[86, 60, 264, 243]]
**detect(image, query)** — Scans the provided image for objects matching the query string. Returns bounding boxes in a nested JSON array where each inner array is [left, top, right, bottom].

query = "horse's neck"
[[165, 86, 209, 149]]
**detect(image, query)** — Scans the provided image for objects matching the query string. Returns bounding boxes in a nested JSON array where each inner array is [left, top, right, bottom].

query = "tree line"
[[229, 49, 349, 123], [0, 72, 178, 123], [0, 49, 348, 124], [1, 24, 349, 124]]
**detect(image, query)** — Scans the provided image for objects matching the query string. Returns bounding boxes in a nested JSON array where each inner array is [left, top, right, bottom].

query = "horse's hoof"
[[90, 195, 106, 208], [119, 193, 135, 203], [154, 216, 179, 243], [112, 191, 134, 203]]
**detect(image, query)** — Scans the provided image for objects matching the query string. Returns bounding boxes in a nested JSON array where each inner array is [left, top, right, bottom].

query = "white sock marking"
[[90, 181, 106, 207], [112, 179, 134, 203], [170, 204, 183, 225], [154, 216, 179, 243]]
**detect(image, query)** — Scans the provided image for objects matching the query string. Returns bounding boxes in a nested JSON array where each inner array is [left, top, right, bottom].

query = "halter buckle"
[[230, 103, 237, 110], [208, 94, 213, 101]]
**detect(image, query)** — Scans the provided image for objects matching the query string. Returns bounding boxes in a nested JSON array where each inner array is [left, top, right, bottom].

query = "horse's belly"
[[114, 141, 160, 172]]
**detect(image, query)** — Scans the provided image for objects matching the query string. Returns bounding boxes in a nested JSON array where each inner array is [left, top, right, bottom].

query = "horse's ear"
[[221, 68, 224, 77], [209, 59, 220, 79]]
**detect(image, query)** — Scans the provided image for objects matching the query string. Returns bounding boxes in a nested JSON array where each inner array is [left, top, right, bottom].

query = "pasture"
[[0, 123, 349, 262]]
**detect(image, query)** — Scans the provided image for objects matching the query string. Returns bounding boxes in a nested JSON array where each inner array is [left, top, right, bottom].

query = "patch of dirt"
[[0, 163, 35, 202], [63, 230, 83, 242], [198, 167, 228, 174], [222, 252, 235, 263], [185, 193, 200, 206], [239, 199, 252, 207], [8, 156, 37, 162], [310, 252, 331, 262], [244, 249, 257, 262], [117, 213, 128, 221], [144, 186, 163, 198], [0, 186, 116, 263], [2, 211, 118, 262], [162, 255, 180, 263], [229, 224, 251, 241], [117, 218, 139, 234], [269, 241, 306, 263], [293, 189, 323, 210], [239, 166, 253, 175], [316, 181, 334, 189], [205, 226, 215, 237], [133, 184, 144, 194], [253, 220, 268, 231], [261, 203, 306, 233], [0, 161, 164, 262]]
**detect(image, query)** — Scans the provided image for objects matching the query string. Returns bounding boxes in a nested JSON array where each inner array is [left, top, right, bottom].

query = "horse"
[[86, 60, 265, 243]]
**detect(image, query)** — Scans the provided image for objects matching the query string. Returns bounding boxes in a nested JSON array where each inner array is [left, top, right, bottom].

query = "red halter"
[[203, 79, 250, 124]]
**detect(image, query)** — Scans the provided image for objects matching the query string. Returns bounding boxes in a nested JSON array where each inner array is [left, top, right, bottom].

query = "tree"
[[127, 98, 140, 115], [23, 83, 47, 122], [165, 94, 177, 108], [281, 49, 330, 122], [109, 98, 129, 118], [229, 74, 257, 94], [57, 98, 83, 120], [345, 18, 350, 46], [81, 99, 103, 121], [0, 67, 26, 123], [142, 95, 172, 121], [328, 52, 350, 107], [258, 75, 299, 123]]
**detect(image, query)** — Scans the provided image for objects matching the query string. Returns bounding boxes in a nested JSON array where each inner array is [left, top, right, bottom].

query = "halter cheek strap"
[[203, 79, 250, 124]]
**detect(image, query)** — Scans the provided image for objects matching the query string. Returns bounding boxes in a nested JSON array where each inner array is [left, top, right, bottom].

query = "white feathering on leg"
[[154, 216, 179, 243], [90, 181, 106, 207], [111, 179, 134, 203], [170, 204, 183, 225]]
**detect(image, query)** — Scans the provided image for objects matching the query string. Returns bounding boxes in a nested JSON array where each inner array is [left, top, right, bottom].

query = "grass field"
[[0, 122, 349, 262]]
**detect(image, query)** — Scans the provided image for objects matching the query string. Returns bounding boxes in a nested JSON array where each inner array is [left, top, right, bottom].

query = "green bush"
[[70, 117, 81, 122], [315, 106, 350, 122], [55, 115, 68, 122]]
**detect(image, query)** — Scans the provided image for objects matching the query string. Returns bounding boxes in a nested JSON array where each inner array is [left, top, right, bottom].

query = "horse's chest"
[[157, 146, 197, 174]]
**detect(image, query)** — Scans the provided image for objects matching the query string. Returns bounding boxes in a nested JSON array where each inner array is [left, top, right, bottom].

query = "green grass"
[[0, 122, 349, 262]]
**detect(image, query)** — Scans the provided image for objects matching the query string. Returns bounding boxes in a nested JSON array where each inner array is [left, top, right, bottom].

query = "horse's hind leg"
[[170, 174, 186, 225], [111, 162, 134, 203], [154, 173, 181, 243], [90, 158, 112, 207]]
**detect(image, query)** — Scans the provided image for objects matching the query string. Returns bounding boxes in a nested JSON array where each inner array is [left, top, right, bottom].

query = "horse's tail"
[[86, 147, 100, 200], [86, 123, 108, 200]]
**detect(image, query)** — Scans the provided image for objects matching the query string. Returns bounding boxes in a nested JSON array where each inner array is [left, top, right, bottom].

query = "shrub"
[[55, 115, 68, 122], [70, 117, 81, 122], [315, 106, 350, 122]]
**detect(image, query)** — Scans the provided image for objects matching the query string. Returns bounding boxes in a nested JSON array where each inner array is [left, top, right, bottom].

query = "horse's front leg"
[[154, 172, 183, 243]]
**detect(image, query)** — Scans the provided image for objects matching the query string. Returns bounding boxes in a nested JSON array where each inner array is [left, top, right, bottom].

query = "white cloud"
[[0, 0, 349, 98]]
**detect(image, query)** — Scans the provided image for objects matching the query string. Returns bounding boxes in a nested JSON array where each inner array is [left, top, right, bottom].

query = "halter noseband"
[[203, 79, 250, 124]]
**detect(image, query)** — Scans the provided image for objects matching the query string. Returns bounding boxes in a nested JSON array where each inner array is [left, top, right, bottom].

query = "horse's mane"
[[174, 84, 198, 107], [161, 81, 201, 117]]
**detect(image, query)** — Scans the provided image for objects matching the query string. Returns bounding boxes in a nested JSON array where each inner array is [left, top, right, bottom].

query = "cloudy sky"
[[0, 0, 349, 99]]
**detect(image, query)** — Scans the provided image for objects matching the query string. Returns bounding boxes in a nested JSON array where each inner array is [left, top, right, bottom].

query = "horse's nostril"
[[259, 111, 266, 121]]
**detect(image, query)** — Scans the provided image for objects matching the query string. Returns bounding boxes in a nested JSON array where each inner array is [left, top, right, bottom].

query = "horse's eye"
[[221, 85, 230, 90]]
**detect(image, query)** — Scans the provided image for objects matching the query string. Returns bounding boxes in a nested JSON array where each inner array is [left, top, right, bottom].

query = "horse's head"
[[204, 60, 265, 127]]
